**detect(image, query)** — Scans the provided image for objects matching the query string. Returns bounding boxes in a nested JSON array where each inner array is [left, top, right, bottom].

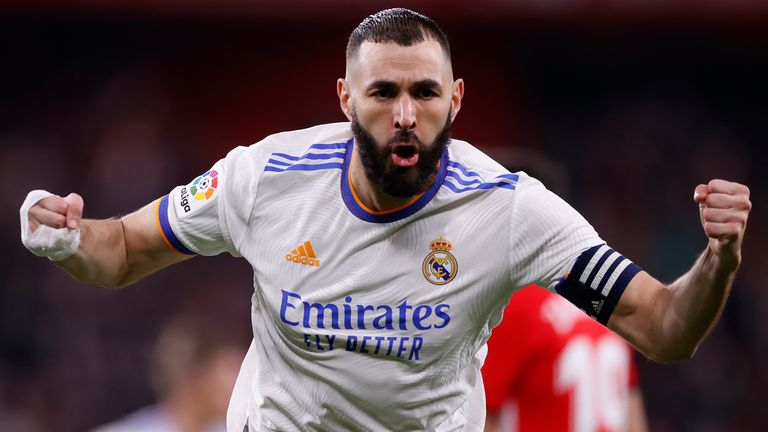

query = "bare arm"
[[26, 193, 192, 288], [608, 179, 750, 362]]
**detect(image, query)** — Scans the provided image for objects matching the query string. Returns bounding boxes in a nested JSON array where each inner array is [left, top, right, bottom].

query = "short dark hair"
[[346, 8, 451, 62]]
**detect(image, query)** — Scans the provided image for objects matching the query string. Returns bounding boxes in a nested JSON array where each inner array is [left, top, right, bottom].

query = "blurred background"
[[2, 0, 766, 431]]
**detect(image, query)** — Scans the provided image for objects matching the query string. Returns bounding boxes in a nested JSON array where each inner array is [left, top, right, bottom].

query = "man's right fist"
[[20, 190, 83, 261], [28, 192, 84, 231]]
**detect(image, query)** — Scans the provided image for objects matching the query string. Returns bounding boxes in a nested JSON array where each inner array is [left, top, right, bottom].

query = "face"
[[339, 40, 464, 197], [351, 108, 451, 197]]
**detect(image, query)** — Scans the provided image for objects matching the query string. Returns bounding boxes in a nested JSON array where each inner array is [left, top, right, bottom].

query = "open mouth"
[[394, 144, 417, 159], [391, 143, 420, 167]]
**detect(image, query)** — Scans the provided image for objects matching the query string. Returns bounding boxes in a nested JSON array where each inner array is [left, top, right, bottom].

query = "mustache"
[[389, 129, 424, 147]]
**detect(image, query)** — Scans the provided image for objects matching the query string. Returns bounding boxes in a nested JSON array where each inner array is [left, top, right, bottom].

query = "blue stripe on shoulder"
[[447, 161, 482, 179], [443, 180, 516, 193], [496, 173, 520, 182], [158, 195, 196, 255], [266, 158, 292, 167], [308, 142, 347, 150], [264, 162, 343, 173], [446, 170, 482, 186], [265, 142, 347, 173], [270, 151, 345, 162], [444, 161, 519, 193]]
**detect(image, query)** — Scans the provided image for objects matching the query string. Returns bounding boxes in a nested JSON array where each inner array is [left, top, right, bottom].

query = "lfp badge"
[[422, 237, 458, 285], [190, 170, 218, 201]]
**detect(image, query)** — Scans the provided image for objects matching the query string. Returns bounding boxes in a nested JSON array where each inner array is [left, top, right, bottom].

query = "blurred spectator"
[[91, 316, 245, 432]]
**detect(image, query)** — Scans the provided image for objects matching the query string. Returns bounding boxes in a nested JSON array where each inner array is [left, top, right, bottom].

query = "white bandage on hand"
[[20, 190, 81, 262]]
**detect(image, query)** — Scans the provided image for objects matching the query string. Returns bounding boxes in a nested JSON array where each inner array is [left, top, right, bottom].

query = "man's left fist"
[[693, 179, 751, 262]]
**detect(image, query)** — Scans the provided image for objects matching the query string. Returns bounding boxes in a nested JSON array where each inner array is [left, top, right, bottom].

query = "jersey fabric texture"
[[156, 122, 640, 431], [482, 286, 639, 432]]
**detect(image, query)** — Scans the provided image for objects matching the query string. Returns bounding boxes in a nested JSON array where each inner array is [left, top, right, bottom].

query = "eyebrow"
[[367, 80, 398, 91], [412, 79, 441, 90], [366, 79, 442, 91]]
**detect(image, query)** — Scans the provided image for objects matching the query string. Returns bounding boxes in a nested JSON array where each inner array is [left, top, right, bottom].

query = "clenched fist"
[[28, 193, 84, 231], [693, 179, 751, 265], [20, 190, 84, 261]]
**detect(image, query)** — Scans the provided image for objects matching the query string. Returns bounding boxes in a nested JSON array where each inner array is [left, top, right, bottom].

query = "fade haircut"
[[346, 8, 451, 63]]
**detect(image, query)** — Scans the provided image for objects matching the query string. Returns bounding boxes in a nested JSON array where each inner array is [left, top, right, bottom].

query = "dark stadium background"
[[2, 1, 766, 430]]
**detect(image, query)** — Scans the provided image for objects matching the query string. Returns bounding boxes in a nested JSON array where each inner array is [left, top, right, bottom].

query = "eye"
[[416, 88, 438, 100], [372, 89, 394, 100]]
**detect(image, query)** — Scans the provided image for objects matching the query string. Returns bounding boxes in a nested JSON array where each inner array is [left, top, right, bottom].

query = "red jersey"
[[483, 286, 638, 432]]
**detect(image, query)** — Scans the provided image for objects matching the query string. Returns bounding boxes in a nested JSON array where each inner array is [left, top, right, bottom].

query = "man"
[[19, 8, 750, 432], [482, 286, 648, 432], [92, 316, 245, 432]]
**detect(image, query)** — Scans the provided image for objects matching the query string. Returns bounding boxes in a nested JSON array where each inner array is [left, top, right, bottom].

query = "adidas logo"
[[591, 300, 604, 314], [285, 241, 321, 267]]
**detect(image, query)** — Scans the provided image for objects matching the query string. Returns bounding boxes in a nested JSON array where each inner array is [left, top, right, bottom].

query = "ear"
[[449, 79, 464, 122], [337, 78, 353, 121]]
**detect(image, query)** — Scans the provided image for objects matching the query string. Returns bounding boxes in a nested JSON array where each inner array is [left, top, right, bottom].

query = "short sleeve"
[[508, 177, 641, 324], [157, 159, 237, 257], [508, 177, 604, 290]]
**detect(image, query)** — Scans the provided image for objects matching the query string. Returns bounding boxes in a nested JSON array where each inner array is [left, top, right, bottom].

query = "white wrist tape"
[[20, 189, 81, 262]]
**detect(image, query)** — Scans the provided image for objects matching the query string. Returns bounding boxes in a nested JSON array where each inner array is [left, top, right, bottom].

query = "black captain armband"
[[554, 244, 641, 325]]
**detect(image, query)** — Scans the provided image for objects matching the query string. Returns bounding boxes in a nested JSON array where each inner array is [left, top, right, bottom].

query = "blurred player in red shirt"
[[483, 285, 648, 432]]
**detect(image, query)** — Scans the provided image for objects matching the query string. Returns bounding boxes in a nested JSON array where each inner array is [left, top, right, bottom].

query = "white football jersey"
[[157, 122, 638, 431]]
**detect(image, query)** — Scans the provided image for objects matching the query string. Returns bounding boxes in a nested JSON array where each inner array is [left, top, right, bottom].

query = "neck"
[[349, 147, 424, 213]]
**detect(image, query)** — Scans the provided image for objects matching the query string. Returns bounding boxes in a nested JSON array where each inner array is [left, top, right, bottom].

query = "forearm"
[[656, 246, 738, 359], [54, 218, 131, 288], [23, 193, 194, 288], [611, 179, 750, 363], [610, 248, 739, 362], [51, 202, 193, 287]]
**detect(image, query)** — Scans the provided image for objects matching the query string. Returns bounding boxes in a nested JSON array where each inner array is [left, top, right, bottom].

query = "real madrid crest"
[[422, 237, 458, 285]]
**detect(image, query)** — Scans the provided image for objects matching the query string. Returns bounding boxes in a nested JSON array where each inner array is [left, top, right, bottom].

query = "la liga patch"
[[173, 168, 220, 218]]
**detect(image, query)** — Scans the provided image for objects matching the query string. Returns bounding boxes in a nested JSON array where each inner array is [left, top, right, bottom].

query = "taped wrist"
[[20, 190, 81, 262]]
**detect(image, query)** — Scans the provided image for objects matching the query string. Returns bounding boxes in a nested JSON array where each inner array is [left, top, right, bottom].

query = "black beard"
[[351, 112, 452, 198]]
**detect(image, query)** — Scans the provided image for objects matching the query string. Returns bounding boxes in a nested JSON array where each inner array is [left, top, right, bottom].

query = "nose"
[[394, 95, 416, 130]]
